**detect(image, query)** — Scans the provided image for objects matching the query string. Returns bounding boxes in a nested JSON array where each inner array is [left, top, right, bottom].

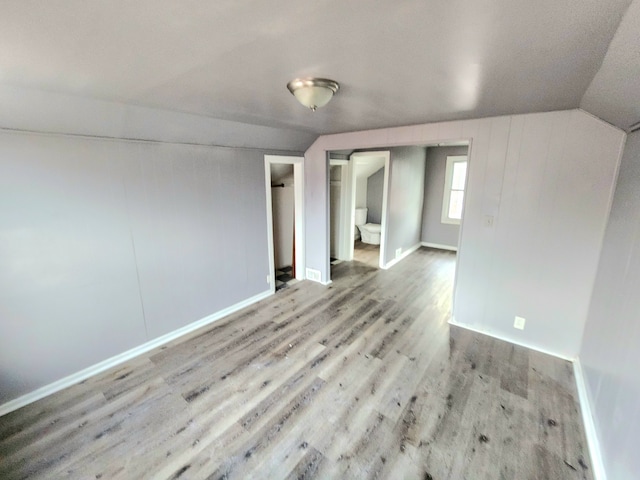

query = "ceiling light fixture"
[[287, 77, 339, 111]]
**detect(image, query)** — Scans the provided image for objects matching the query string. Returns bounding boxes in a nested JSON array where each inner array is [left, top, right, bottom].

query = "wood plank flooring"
[[0, 248, 593, 479]]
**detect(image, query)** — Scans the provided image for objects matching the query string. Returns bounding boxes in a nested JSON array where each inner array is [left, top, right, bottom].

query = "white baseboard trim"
[[573, 358, 607, 480], [305, 277, 328, 285], [382, 243, 421, 270], [421, 241, 458, 252], [450, 321, 605, 478], [448, 320, 575, 362], [0, 289, 273, 417]]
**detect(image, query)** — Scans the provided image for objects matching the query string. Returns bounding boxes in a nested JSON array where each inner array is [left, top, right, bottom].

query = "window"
[[441, 155, 468, 225]]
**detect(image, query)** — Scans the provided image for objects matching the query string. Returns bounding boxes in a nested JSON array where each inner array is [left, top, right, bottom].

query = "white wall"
[[304, 109, 625, 358], [355, 176, 368, 208], [579, 130, 640, 480], [0, 129, 297, 405]]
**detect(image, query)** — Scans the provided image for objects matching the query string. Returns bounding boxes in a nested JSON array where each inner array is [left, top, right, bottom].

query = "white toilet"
[[355, 208, 382, 245]]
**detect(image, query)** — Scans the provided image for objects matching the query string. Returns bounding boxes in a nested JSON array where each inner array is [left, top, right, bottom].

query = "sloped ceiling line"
[[0, 0, 634, 135]]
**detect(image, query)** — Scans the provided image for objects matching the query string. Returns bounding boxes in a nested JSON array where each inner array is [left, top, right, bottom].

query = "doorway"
[[327, 143, 470, 287], [264, 155, 304, 293], [329, 151, 390, 269], [329, 159, 349, 263]]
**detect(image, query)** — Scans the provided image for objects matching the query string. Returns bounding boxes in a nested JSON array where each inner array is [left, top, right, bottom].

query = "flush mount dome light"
[[287, 77, 339, 111]]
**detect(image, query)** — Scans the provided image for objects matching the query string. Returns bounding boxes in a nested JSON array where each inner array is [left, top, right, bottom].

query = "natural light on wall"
[[441, 155, 468, 224]]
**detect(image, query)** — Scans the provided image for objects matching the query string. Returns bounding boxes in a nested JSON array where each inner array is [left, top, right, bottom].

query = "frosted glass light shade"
[[287, 78, 339, 111], [293, 85, 334, 110]]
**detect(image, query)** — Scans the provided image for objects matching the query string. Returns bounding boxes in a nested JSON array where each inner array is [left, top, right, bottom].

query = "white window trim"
[[441, 155, 468, 225]]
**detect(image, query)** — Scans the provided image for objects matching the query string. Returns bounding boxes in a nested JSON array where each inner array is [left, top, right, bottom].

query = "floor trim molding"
[[382, 243, 421, 270], [448, 320, 575, 361], [448, 321, 607, 476], [448, 322, 607, 477], [421, 241, 458, 252], [573, 357, 607, 480], [0, 289, 273, 417]]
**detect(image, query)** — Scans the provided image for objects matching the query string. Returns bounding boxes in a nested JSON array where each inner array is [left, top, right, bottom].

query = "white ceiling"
[[355, 156, 386, 180], [0, 0, 635, 135]]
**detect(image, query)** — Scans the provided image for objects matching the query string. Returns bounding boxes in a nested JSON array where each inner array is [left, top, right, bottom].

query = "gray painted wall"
[[0, 130, 299, 404], [366, 167, 384, 224], [580, 130, 640, 480], [384, 146, 426, 265], [305, 110, 625, 358], [421, 146, 468, 247]]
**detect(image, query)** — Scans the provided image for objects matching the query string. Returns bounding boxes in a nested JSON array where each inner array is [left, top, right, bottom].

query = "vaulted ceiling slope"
[[0, 0, 635, 135], [581, 0, 640, 131]]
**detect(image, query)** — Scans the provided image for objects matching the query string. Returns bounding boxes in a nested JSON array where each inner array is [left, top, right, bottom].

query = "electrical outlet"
[[395, 248, 402, 259], [514, 316, 526, 330], [305, 268, 322, 282]]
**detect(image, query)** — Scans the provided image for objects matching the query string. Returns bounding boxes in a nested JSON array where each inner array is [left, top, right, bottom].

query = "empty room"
[[1, 1, 639, 479]]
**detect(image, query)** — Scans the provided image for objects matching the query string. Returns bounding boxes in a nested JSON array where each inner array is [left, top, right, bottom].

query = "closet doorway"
[[264, 155, 304, 293]]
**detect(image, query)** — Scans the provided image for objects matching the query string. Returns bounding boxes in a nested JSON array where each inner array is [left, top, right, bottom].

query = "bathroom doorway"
[[264, 155, 305, 293], [337, 151, 390, 269], [325, 141, 470, 319]]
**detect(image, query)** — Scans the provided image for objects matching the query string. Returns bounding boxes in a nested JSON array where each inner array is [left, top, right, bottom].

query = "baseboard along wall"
[[421, 241, 458, 252], [573, 358, 607, 480], [0, 289, 273, 417], [448, 320, 575, 361], [383, 243, 422, 270], [449, 320, 606, 480]]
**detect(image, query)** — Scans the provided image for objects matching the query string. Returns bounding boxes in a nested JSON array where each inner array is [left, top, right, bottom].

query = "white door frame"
[[329, 159, 349, 260], [347, 151, 391, 269], [265, 155, 305, 293]]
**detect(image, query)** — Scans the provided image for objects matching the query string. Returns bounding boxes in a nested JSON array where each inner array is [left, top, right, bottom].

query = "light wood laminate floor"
[[0, 248, 592, 479], [353, 240, 380, 268]]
